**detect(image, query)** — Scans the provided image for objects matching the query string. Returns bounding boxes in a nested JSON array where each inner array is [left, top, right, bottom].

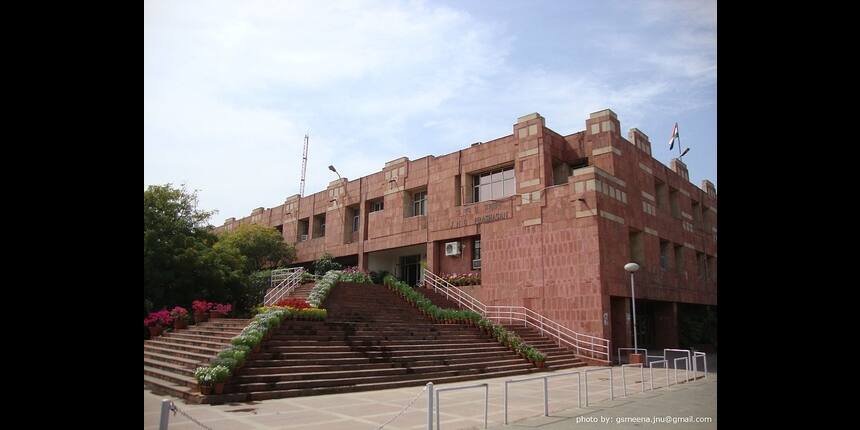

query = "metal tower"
[[299, 133, 309, 197]]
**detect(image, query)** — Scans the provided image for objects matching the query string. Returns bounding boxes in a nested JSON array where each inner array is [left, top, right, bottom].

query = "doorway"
[[399, 255, 421, 287]]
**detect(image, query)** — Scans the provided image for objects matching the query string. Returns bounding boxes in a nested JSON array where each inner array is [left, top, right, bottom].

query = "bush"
[[339, 266, 372, 284], [307, 270, 342, 308], [313, 253, 342, 275], [274, 298, 310, 309]]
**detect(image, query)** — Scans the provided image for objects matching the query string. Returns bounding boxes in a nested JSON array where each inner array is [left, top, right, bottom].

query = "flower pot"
[[199, 385, 213, 395], [535, 361, 546, 369], [253, 344, 261, 353], [148, 325, 163, 338], [194, 312, 208, 324], [174, 319, 188, 330], [214, 382, 225, 394], [210, 311, 226, 319]]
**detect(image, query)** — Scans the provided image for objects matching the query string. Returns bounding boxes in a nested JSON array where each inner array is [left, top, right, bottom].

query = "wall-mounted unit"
[[445, 241, 461, 256]]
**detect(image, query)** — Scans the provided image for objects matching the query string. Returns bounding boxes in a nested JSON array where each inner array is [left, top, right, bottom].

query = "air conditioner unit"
[[472, 259, 481, 269], [300, 234, 308, 241], [445, 241, 461, 256]]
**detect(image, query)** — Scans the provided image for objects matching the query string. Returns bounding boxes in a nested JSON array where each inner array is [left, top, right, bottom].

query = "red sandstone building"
[[216, 109, 718, 356]]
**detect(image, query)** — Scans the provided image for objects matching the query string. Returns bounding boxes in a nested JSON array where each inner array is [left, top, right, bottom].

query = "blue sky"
[[144, 0, 716, 225]]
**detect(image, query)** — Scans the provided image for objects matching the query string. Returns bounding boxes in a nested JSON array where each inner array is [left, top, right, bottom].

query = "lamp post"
[[624, 262, 641, 362], [328, 165, 341, 180]]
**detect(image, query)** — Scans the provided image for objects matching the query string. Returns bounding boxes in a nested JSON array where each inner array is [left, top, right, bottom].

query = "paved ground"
[[145, 360, 715, 430]]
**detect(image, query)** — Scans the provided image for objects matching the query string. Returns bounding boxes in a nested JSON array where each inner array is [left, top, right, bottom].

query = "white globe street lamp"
[[624, 262, 640, 352]]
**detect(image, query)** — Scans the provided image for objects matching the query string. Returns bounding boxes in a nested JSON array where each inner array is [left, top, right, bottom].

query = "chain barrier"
[[376, 385, 428, 430], [169, 401, 215, 430]]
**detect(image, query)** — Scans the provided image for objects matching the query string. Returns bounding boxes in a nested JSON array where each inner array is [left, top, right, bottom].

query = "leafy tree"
[[214, 224, 295, 273], [144, 184, 242, 311], [313, 253, 342, 275]]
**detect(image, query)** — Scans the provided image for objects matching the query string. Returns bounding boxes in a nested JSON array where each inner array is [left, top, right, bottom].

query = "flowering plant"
[[144, 310, 172, 327], [170, 306, 190, 322], [211, 303, 232, 315], [443, 272, 481, 286], [274, 298, 310, 309], [339, 266, 372, 283], [192, 300, 212, 314]]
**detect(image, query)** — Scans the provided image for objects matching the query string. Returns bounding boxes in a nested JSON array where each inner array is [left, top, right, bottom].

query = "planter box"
[[629, 353, 644, 364]]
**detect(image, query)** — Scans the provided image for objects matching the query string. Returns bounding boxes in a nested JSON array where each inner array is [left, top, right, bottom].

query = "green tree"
[[214, 224, 296, 273], [313, 253, 342, 275], [144, 184, 242, 312]]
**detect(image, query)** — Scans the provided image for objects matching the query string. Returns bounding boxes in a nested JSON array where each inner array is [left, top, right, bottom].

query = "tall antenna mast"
[[299, 132, 309, 196]]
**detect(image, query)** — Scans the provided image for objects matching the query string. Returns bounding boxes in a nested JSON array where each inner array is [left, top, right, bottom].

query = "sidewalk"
[[145, 365, 716, 429]]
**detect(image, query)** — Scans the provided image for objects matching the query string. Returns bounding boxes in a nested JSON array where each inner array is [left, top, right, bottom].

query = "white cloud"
[[145, 0, 717, 222]]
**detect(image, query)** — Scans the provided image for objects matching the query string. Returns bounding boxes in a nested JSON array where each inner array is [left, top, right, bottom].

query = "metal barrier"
[[693, 352, 708, 379], [674, 357, 690, 385], [621, 363, 645, 397], [435, 382, 489, 430], [583, 367, 613, 407], [663, 348, 692, 369], [503, 370, 582, 424], [617, 348, 648, 364], [649, 359, 669, 391]]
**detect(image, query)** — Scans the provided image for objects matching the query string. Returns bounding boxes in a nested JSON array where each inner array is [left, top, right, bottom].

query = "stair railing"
[[264, 267, 304, 306], [422, 268, 611, 363]]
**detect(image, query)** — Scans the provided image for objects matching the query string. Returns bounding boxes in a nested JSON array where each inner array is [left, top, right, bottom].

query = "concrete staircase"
[[204, 282, 552, 403], [143, 318, 249, 403], [284, 281, 315, 300], [421, 286, 589, 371]]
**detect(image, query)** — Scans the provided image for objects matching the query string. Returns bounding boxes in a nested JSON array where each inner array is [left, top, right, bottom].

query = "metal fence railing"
[[504, 370, 583, 424], [434, 382, 489, 430], [423, 268, 611, 363]]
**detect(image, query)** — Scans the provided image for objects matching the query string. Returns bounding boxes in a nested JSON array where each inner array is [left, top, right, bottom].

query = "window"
[[692, 200, 702, 226], [297, 218, 309, 241], [674, 244, 684, 273], [472, 239, 481, 270], [312, 214, 326, 238], [706, 255, 716, 280], [696, 252, 706, 279], [660, 239, 671, 271], [352, 215, 359, 232], [370, 199, 384, 212], [669, 187, 680, 218], [412, 191, 427, 216], [473, 166, 516, 202], [654, 179, 667, 208], [628, 230, 644, 265]]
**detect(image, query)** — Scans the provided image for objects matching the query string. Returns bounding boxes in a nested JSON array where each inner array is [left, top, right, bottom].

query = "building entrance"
[[399, 255, 421, 287]]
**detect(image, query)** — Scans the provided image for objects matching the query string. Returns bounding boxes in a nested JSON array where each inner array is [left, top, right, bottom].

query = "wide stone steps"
[[144, 318, 251, 404]]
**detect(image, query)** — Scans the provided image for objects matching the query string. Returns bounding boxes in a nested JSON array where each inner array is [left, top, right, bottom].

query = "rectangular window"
[[352, 215, 359, 232], [473, 166, 516, 202], [669, 187, 680, 218], [370, 199, 384, 212], [660, 239, 670, 271], [472, 239, 481, 270], [312, 214, 326, 238], [696, 252, 706, 279], [412, 191, 427, 216], [706, 255, 715, 280], [628, 230, 644, 266], [674, 244, 684, 274], [297, 218, 309, 242], [655, 179, 667, 208]]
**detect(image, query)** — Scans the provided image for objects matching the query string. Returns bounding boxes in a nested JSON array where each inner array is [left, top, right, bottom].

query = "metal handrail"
[[674, 357, 690, 385], [693, 352, 708, 379], [621, 363, 645, 397], [649, 359, 669, 391], [423, 268, 611, 363], [504, 370, 582, 424], [583, 367, 613, 406], [434, 383, 489, 430], [264, 268, 304, 306]]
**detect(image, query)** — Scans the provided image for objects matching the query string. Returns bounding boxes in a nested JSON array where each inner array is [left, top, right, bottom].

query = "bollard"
[[427, 382, 434, 430], [159, 399, 171, 430], [543, 377, 549, 417]]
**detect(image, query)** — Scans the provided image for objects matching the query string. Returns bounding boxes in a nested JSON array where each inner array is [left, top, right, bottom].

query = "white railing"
[[504, 370, 582, 424], [422, 268, 611, 363], [264, 267, 304, 306]]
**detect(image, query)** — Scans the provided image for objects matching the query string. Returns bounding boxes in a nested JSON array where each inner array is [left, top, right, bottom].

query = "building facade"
[[216, 109, 718, 353]]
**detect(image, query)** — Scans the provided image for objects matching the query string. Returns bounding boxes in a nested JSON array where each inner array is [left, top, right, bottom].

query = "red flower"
[[192, 300, 212, 313], [274, 298, 310, 309]]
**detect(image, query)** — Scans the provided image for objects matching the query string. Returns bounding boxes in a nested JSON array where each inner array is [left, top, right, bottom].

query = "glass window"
[[473, 166, 516, 202], [472, 239, 481, 270], [370, 200, 384, 212], [352, 215, 359, 232], [412, 191, 426, 216]]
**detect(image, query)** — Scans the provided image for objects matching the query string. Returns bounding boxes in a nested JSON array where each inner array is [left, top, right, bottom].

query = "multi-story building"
[[216, 109, 717, 353]]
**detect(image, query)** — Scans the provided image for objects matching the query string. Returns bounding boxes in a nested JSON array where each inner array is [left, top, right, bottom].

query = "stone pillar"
[[425, 241, 439, 274]]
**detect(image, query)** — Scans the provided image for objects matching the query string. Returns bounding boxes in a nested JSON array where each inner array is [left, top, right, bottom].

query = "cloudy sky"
[[144, 0, 716, 225]]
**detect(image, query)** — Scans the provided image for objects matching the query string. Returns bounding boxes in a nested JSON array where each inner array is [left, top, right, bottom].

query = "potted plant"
[[210, 303, 232, 319], [170, 306, 190, 329], [192, 300, 211, 323], [210, 365, 231, 394], [194, 367, 214, 395], [144, 310, 172, 338]]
